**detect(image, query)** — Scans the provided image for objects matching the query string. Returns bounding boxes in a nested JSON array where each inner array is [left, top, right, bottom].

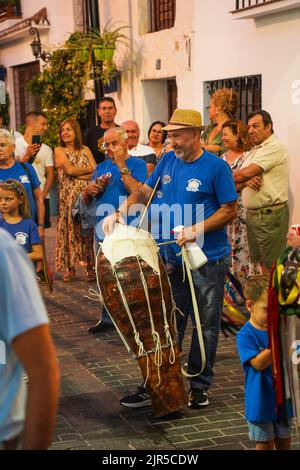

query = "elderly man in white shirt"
[[234, 110, 289, 273], [121, 120, 157, 176]]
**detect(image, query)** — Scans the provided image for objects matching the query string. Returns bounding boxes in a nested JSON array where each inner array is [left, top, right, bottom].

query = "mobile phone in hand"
[[32, 135, 41, 145]]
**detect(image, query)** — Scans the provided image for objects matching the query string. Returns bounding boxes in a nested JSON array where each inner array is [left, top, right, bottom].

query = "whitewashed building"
[[1, 0, 300, 220]]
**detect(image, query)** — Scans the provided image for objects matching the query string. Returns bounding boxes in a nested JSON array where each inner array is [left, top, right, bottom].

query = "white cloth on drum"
[[101, 224, 160, 274]]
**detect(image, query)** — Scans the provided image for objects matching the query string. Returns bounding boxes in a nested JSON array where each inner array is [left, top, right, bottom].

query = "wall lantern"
[[29, 27, 52, 63]]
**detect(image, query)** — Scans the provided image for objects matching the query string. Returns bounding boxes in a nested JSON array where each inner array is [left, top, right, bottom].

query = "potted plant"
[[88, 21, 129, 62]]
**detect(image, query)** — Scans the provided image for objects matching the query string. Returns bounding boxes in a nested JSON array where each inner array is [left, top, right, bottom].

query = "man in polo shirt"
[[234, 110, 289, 273], [103, 109, 238, 410], [84, 127, 147, 334]]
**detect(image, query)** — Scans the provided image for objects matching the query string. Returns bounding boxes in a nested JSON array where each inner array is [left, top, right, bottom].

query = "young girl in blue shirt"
[[0, 179, 42, 262]]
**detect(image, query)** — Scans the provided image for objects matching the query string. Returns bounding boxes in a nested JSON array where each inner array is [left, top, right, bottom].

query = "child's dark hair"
[[244, 275, 270, 302], [0, 179, 31, 218]]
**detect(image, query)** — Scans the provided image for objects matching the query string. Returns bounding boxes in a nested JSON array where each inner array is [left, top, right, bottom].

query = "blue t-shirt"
[[0, 218, 41, 253], [0, 229, 48, 442], [237, 321, 277, 423], [0, 161, 40, 222], [93, 157, 147, 242], [146, 150, 238, 264]]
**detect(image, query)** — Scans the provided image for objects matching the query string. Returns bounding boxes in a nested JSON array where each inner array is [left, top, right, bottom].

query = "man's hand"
[[111, 145, 127, 169], [287, 233, 300, 248], [21, 144, 41, 162], [175, 226, 197, 247], [245, 175, 262, 191], [103, 211, 125, 235], [85, 181, 105, 198]]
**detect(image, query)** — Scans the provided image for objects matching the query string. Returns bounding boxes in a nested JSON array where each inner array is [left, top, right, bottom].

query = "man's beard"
[[174, 148, 185, 160]]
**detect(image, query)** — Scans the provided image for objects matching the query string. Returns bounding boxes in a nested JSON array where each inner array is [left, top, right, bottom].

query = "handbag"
[[72, 192, 97, 231]]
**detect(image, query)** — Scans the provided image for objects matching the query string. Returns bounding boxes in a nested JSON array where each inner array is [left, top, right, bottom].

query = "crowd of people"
[[0, 88, 298, 450]]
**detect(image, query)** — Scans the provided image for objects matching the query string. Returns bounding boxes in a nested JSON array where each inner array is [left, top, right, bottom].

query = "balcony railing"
[[235, 0, 283, 10], [0, 1, 22, 22]]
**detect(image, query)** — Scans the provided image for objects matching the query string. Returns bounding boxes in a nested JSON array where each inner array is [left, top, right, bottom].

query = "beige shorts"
[[246, 204, 289, 269]]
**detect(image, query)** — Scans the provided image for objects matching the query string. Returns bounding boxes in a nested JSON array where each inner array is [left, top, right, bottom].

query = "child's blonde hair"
[[0, 179, 31, 219], [244, 275, 270, 303]]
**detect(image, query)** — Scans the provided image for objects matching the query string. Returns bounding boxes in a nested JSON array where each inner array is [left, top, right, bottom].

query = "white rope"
[[180, 246, 206, 377], [136, 257, 162, 387]]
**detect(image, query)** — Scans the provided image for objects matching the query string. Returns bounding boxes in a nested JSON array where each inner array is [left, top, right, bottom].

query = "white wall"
[[192, 0, 300, 222], [98, 0, 195, 136], [0, 0, 75, 127]]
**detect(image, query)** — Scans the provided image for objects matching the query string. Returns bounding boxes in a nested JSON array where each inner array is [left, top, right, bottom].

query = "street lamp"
[[29, 27, 52, 63]]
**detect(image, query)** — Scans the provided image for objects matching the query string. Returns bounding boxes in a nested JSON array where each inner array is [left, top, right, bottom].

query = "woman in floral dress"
[[221, 120, 262, 285], [54, 119, 96, 281]]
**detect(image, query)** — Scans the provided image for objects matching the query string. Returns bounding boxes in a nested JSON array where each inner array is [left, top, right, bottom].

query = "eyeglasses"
[[101, 139, 121, 151], [151, 129, 163, 135]]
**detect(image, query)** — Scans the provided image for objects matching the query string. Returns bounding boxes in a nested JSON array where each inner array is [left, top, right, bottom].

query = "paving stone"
[[42, 218, 299, 451]]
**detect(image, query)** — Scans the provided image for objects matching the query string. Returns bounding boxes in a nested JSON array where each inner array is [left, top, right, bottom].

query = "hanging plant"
[[28, 46, 89, 149], [27, 23, 130, 147]]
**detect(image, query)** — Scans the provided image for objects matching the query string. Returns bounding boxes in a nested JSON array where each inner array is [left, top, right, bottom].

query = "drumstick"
[[157, 240, 177, 246], [137, 176, 161, 230]]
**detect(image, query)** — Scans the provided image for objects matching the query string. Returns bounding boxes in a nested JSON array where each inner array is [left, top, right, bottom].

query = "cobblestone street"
[[42, 218, 300, 451]]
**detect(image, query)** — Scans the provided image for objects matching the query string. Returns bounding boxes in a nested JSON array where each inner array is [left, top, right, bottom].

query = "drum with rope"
[[96, 223, 186, 416]]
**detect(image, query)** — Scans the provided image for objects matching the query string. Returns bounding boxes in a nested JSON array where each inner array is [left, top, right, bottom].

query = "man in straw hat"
[[103, 109, 238, 409]]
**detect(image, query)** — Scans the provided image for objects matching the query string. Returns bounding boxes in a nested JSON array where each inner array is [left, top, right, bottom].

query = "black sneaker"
[[188, 389, 209, 408], [88, 321, 113, 334], [120, 386, 151, 408]]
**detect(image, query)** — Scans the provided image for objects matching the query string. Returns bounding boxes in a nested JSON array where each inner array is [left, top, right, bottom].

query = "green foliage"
[[28, 25, 129, 148], [0, 92, 10, 127], [28, 45, 89, 149]]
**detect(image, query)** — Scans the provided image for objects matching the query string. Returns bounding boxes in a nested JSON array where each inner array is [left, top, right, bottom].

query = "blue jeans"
[[168, 256, 230, 391]]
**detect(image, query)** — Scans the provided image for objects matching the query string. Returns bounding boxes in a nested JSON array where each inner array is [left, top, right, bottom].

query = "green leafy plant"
[[28, 46, 89, 149], [27, 24, 130, 148]]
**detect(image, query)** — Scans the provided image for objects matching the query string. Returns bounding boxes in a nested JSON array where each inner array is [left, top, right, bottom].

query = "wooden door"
[[13, 61, 41, 129]]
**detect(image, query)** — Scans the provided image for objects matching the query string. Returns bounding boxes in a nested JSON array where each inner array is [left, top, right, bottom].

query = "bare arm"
[[17, 144, 41, 163], [54, 147, 94, 176], [28, 244, 43, 262], [146, 163, 156, 177], [103, 183, 152, 234], [33, 187, 45, 239], [42, 165, 55, 199], [236, 175, 262, 193], [249, 348, 272, 371], [201, 143, 221, 154], [12, 324, 60, 450], [234, 163, 263, 183], [82, 145, 97, 170], [177, 200, 237, 246]]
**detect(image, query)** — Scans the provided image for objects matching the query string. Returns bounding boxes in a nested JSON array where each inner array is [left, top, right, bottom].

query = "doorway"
[[13, 61, 41, 129]]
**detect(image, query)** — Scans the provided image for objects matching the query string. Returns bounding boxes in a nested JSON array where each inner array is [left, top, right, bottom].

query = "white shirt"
[[15, 136, 54, 199]]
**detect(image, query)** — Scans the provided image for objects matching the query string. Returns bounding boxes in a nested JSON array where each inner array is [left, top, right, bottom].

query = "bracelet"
[[38, 224, 45, 228]]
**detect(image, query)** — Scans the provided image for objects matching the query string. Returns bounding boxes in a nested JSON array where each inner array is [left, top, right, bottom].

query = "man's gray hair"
[[104, 127, 128, 142], [0, 129, 15, 145]]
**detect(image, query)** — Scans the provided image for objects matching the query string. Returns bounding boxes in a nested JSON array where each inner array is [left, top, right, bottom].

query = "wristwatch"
[[120, 167, 131, 175], [38, 224, 45, 228]]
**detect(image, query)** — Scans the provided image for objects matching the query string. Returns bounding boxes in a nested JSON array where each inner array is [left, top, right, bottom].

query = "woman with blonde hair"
[[0, 179, 43, 262], [55, 119, 96, 282], [201, 88, 239, 156]]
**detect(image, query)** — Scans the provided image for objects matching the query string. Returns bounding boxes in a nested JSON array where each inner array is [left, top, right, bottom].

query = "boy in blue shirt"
[[237, 275, 291, 450]]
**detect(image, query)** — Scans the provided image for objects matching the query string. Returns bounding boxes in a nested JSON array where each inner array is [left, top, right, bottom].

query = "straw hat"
[[162, 109, 204, 131]]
